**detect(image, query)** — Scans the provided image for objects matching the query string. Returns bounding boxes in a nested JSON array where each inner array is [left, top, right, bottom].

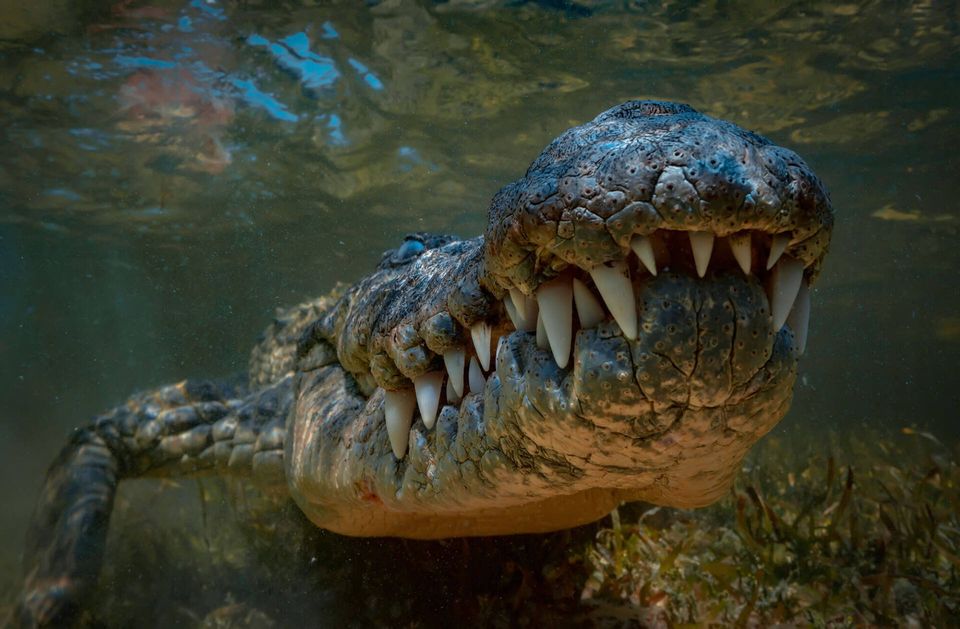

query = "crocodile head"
[[285, 101, 833, 538]]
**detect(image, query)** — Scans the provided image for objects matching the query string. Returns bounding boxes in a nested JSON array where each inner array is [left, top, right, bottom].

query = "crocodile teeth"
[[468, 356, 486, 394], [689, 231, 715, 278], [573, 278, 605, 328], [535, 311, 549, 350], [770, 256, 804, 331], [767, 234, 790, 270], [504, 297, 522, 330], [414, 371, 443, 430], [787, 281, 811, 354], [728, 232, 752, 275], [471, 322, 492, 371], [589, 261, 637, 340], [630, 235, 658, 276], [508, 288, 537, 331], [536, 277, 573, 368], [384, 389, 416, 459], [443, 348, 465, 397], [445, 376, 461, 404]]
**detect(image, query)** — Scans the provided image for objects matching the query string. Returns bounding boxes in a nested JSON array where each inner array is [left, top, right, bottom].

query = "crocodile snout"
[[289, 100, 833, 537]]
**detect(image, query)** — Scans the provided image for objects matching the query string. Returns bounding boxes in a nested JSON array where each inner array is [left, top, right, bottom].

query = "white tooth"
[[536, 277, 573, 368], [536, 311, 549, 350], [524, 294, 539, 330], [767, 234, 790, 270], [413, 371, 443, 430], [470, 322, 492, 371], [443, 348, 465, 397], [630, 235, 658, 276], [468, 356, 486, 394], [572, 278, 605, 328], [504, 297, 522, 330], [787, 281, 811, 355], [770, 256, 804, 331], [445, 377, 461, 404], [509, 288, 525, 319], [728, 233, 752, 275], [689, 231, 715, 278], [507, 289, 537, 332], [384, 389, 416, 459], [589, 261, 637, 340]]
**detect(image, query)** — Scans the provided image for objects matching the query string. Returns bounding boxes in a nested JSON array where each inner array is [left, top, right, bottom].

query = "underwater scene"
[[1, 0, 958, 626]]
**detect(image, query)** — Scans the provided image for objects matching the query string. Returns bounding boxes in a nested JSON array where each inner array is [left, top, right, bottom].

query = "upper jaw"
[[478, 99, 832, 396], [489, 223, 818, 382], [482, 99, 833, 296], [322, 100, 833, 463], [365, 231, 810, 462]]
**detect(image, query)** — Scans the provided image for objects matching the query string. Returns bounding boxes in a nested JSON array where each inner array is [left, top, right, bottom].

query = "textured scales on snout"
[[17, 101, 833, 627]]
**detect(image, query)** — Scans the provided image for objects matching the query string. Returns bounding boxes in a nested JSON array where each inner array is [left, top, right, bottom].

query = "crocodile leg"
[[16, 376, 294, 628]]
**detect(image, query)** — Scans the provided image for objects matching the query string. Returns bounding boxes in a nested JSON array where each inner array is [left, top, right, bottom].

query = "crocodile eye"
[[396, 238, 425, 261]]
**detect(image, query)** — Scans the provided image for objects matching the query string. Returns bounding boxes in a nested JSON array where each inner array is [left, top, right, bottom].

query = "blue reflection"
[[189, 0, 226, 21], [280, 32, 312, 56], [44, 188, 82, 201], [69, 128, 112, 151], [39, 222, 68, 233], [397, 146, 437, 172], [320, 21, 339, 39], [115, 56, 177, 70], [184, 58, 220, 83], [127, 207, 169, 218], [229, 78, 298, 122], [319, 113, 348, 146], [248, 32, 339, 92], [178, 16, 193, 33], [66, 59, 107, 79], [347, 58, 383, 91]]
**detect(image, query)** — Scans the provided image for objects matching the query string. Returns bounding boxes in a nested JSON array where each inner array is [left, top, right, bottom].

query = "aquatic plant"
[[581, 428, 959, 626], [3, 428, 953, 626]]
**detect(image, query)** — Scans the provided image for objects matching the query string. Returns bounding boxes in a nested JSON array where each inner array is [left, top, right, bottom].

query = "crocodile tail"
[[18, 424, 119, 627], [15, 377, 292, 628]]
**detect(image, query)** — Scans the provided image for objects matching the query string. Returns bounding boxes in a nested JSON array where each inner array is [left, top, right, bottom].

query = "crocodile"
[[17, 100, 832, 626]]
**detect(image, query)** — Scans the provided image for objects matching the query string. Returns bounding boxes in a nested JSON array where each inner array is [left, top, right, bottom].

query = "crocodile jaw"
[[285, 101, 830, 538], [286, 270, 797, 538]]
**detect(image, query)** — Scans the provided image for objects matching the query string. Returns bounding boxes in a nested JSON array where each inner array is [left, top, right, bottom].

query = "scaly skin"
[[17, 101, 833, 627]]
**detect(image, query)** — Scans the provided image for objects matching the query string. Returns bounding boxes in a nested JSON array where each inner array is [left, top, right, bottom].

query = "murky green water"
[[1, 0, 958, 623]]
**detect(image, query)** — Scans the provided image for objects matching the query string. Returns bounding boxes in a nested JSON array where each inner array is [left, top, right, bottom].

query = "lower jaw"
[[299, 366, 795, 537], [489, 323, 797, 494], [290, 361, 794, 540], [300, 487, 638, 538], [500, 271, 795, 413], [292, 274, 800, 537]]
